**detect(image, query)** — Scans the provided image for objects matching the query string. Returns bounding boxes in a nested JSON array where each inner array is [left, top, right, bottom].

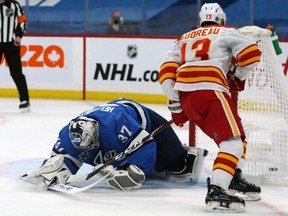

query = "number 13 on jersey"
[[181, 38, 211, 63]]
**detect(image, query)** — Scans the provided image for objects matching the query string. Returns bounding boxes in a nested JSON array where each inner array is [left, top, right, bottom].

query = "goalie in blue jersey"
[[21, 98, 207, 191]]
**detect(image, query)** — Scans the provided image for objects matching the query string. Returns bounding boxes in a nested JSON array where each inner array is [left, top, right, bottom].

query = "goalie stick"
[[48, 119, 174, 193], [48, 171, 113, 193]]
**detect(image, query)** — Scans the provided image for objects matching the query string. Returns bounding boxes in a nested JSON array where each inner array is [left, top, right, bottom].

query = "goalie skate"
[[205, 178, 245, 213], [229, 169, 261, 201]]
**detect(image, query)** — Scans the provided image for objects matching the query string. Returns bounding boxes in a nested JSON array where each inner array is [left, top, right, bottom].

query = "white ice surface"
[[0, 98, 287, 216]]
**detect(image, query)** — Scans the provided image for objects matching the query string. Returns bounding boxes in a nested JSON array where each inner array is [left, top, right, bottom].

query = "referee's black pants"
[[0, 42, 29, 102]]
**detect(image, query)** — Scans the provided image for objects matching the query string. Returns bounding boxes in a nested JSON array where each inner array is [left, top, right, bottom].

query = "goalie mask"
[[199, 3, 226, 26], [69, 116, 100, 150]]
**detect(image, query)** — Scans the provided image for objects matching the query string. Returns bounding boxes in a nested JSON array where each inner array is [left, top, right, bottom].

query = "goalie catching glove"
[[96, 164, 145, 190], [167, 100, 189, 127], [20, 154, 81, 190]]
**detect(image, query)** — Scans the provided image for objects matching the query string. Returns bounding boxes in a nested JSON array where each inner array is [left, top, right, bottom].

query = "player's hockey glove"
[[167, 100, 189, 127], [227, 65, 246, 92], [96, 164, 145, 190]]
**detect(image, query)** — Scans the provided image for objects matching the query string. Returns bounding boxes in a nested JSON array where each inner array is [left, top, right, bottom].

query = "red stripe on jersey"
[[158, 62, 180, 83], [237, 44, 262, 67], [176, 65, 229, 89]]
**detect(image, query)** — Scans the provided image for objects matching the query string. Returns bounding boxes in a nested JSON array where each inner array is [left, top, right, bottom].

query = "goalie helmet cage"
[[189, 25, 288, 185]]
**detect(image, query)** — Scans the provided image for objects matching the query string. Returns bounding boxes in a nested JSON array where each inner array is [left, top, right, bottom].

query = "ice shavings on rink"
[[0, 98, 288, 216]]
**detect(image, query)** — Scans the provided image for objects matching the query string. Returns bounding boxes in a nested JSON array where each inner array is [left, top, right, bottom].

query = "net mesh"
[[194, 26, 288, 185]]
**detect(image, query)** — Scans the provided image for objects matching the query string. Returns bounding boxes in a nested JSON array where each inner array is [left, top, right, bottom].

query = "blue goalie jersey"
[[52, 98, 157, 175]]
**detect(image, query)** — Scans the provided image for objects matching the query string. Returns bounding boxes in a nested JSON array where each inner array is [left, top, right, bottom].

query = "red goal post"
[[188, 25, 288, 185]]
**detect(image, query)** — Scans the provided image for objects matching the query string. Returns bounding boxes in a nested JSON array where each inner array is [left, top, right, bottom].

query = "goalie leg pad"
[[189, 147, 208, 181], [167, 147, 208, 182], [100, 164, 145, 190], [20, 154, 73, 190]]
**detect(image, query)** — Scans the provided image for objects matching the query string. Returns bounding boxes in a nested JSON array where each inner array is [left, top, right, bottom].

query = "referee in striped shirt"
[[0, 0, 30, 112]]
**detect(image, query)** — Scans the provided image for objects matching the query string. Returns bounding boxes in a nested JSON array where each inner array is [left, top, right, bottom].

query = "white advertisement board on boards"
[[0, 36, 83, 90], [85, 37, 174, 95]]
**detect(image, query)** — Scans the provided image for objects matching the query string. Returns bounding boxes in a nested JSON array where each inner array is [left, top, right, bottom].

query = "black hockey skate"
[[229, 168, 261, 201], [19, 100, 30, 113], [205, 177, 245, 213]]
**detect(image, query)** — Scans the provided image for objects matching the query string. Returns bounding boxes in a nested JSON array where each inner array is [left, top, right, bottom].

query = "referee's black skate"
[[19, 100, 30, 113], [205, 177, 245, 213], [229, 168, 261, 201]]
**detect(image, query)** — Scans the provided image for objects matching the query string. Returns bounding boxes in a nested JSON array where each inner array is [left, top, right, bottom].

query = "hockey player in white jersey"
[[21, 98, 207, 191], [158, 3, 262, 213]]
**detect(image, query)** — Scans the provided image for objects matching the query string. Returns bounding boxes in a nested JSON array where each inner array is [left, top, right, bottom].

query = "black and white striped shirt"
[[0, 0, 27, 43]]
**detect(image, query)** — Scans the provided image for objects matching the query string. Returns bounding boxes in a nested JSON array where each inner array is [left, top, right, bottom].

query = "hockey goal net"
[[190, 25, 288, 185]]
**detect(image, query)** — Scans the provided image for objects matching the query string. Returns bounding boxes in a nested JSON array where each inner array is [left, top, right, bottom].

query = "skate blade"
[[206, 201, 245, 213], [20, 107, 31, 113], [230, 190, 261, 202], [241, 193, 261, 202]]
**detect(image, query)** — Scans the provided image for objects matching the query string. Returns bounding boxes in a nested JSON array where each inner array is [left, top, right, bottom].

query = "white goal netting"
[[195, 26, 288, 185]]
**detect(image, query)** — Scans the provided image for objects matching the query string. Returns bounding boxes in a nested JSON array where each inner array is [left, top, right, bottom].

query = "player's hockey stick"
[[48, 119, 174, 193]]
